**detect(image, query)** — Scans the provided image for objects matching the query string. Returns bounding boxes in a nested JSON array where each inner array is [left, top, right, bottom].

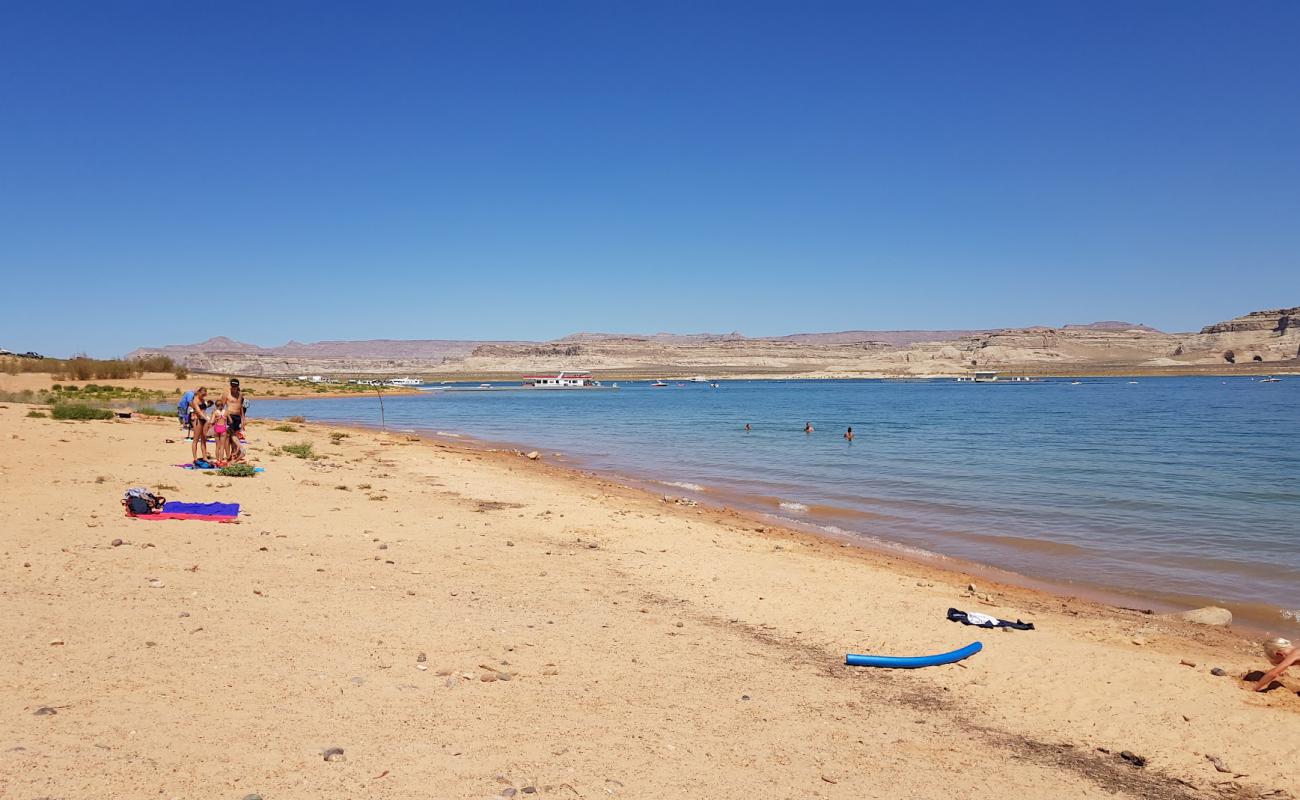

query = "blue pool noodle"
[[845, 641, 983, 669]]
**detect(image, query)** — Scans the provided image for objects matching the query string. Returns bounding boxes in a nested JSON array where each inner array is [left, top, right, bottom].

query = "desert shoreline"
[[249, 399, 1295, 639], [3, 403, 1299, 798]]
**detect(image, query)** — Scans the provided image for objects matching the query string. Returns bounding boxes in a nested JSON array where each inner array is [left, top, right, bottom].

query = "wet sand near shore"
[[2, 404, 1298, 799]]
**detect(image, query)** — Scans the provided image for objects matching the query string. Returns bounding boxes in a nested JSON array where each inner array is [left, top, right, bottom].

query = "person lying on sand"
[[1253, 637, 1300, 691]]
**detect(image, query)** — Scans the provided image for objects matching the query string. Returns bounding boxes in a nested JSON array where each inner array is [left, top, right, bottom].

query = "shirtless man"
[[222, 378, 246, 462], [188, 387, 211, 463]]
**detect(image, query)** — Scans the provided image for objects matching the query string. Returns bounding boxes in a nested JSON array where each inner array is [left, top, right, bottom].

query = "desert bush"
[[26, 410, 47, 418], [133, 406, 174, 417], [51, 403, 114, 420], [173, 366, 189, 379], [287, 415, 306, 423], [272, 424, 298, 432], [282, 441, 315, 459], [217, 463, 258, 477]]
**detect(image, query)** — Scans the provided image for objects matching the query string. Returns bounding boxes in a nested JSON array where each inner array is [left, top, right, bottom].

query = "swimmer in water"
[[844, 426, 853, 442], [804, 421, 814, 433], [1253, 637, 1300, 691], [744, 423, 751, 432]]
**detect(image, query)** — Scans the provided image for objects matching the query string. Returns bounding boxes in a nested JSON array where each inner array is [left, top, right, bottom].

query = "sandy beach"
[[2, 403, 1298, 799]]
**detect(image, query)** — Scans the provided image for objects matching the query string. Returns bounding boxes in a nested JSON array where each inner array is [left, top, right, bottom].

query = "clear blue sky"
[[2, 2, 1297, 357]]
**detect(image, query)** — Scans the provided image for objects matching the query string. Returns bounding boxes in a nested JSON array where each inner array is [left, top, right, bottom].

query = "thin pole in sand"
[[375, 385, 387, 431]]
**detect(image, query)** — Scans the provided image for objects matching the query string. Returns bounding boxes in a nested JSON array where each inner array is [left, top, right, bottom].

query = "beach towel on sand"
[[175, 463, 264, 472], [130, 501, 240, 522]]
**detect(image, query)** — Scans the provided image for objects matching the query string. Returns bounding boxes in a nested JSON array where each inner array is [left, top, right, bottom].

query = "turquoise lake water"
[[257, 377, 1300, 631]]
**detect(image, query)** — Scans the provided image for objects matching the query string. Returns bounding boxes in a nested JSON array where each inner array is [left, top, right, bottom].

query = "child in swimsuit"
[[211, 401, 228, 462], [1253, 637, 1300, 691]]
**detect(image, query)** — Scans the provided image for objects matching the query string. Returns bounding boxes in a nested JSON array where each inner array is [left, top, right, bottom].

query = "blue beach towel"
[[161, 501, 240, 517]]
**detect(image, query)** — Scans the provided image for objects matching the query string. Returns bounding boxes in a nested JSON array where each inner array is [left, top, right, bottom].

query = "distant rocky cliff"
[[1199, 307, 1298, 335], [128, 308, 1298, 378]]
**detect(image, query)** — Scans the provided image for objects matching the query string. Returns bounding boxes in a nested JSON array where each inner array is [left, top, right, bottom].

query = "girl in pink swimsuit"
[[211, 401, 229, 461]]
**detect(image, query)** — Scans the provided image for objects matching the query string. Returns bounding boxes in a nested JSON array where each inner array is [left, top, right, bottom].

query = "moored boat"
[[523, 372, 607, 388]]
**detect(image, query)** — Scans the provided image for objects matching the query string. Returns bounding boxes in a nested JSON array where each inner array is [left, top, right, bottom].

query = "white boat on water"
[[651, 380, 668, 387], [689, 376, 710, 383], [1261, 376, 1281, 383], [386, 377, 422, 386], [522, 372, 608, 389]]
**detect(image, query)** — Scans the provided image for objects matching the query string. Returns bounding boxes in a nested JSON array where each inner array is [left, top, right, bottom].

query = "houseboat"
[[955, 371, 998, 383], [385, 377, 422, 387], [522, 372, 605, 389]]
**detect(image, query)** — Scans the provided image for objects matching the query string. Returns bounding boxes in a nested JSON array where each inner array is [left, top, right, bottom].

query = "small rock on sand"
[[526, 451, 540, 460], [111, 539, 124, 547], [323, 747, 345, 762], [243, 794, 264, 800], [416, 651, 427, 663], [1211, 667, 1227, 676], [1119, 750, 1146, 767], [147, 579, 165, 589], [1171, 606, 1233, 626], [33, 706, 57, 716], [501, 789, 517, 798]]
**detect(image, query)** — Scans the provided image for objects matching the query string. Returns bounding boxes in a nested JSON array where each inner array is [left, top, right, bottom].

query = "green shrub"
[[282, 441, 315, 459], [51, 403, 114, 420], [217, 463, 258, 477], [26, 410, 47, 418], [173, 367, 189, 379], [329, 431, 349, 444], [272, 424, 298, 432], [134, 406, 174, 417]]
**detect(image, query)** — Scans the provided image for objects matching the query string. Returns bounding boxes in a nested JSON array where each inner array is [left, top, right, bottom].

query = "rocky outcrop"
[[1199, 308, 1299, 335]]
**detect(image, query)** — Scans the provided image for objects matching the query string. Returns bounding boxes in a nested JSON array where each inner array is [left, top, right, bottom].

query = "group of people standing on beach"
[[179, 378, 247, 465]]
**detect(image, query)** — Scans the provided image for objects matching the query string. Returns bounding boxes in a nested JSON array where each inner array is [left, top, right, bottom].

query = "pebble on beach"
[[323, 747, 346, 762]]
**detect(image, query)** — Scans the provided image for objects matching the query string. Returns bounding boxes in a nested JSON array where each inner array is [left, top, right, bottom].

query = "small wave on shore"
[[778, 501, 809, 512], [661, 481, 705, 492]]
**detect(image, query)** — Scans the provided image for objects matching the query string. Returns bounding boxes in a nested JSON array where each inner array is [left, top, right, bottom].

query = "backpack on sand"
[[123, 487, 166, 516]]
